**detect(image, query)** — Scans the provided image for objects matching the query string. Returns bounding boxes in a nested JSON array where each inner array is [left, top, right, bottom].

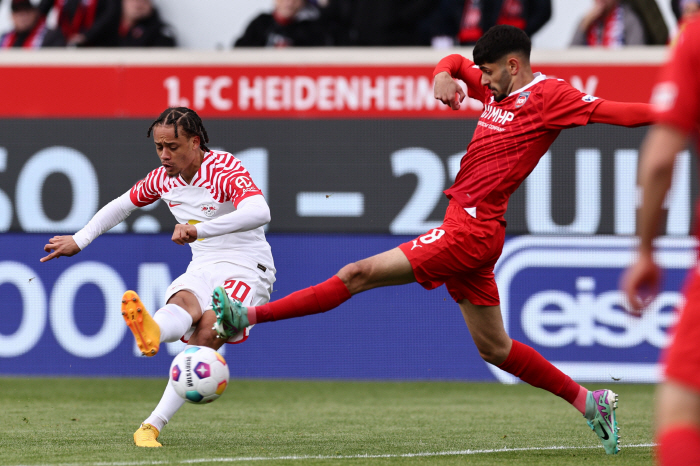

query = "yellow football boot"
[[121, 290, 160, 356], [133, 423, 162, 447]]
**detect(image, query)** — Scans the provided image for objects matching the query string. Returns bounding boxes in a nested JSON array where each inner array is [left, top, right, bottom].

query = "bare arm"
[[589, 100, 655, 127], [621, 124, 688, 312]]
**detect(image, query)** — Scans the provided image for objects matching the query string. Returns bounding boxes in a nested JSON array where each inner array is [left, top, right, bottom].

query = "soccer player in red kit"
[[213, 25, 653, 455], [622, 17, 700, 466]]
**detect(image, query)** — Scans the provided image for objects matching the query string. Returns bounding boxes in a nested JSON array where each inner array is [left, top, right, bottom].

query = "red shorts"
[[664, 267, 700, 391], [398, 200, 506, 305]]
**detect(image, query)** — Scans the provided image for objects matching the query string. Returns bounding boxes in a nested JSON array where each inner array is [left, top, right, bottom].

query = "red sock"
[[498, 340, 582, 406], [657, 425, 700, 465], [252, 275, 351, 323]]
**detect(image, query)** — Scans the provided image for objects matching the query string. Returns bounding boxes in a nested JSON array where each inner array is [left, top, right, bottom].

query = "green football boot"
[[211, 286, 249, 339], [585, 389, 620, 454]]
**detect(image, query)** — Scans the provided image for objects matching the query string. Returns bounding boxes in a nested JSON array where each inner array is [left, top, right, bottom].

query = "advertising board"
[[0, 50, 691, 381]]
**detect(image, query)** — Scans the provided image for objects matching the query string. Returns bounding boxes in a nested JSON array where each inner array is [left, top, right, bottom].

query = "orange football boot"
[[121, 290, 160, 356]]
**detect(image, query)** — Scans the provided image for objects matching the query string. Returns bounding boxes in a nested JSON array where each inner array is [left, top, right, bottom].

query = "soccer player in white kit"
[[41, 107, 276, 447]]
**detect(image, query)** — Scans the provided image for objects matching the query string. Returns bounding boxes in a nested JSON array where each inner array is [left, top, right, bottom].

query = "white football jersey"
[[130, 150, 274, 273]]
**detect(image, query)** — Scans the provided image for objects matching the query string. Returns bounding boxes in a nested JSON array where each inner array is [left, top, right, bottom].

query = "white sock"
[[144, 380, 185, 432], [153, 303, 193, 342]]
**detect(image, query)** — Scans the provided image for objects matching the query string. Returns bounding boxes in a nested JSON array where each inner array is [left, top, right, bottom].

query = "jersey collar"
[[507, 72, 547, 98]]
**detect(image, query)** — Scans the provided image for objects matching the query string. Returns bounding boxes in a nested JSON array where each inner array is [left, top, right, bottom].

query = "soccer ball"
[[169, 346, 230, 404]]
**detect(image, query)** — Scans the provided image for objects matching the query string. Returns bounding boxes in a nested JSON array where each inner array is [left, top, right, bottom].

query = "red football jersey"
[[651, 17, 700, 135], [436, 55, 604, 220]]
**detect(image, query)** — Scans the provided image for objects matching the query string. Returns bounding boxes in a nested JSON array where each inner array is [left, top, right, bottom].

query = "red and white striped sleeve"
[[129, 168, 164, 207], [213, 155, 263, 208]]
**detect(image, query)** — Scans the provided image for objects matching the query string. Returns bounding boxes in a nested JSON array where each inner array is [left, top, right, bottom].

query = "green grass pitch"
[[0, 378, 654, 465]]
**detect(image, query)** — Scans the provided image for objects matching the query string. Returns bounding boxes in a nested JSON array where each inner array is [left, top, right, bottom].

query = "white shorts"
[[165, 261, 275, 344]]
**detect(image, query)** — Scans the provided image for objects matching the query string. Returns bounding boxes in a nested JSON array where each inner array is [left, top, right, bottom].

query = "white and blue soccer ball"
[[169, 346, 230, 404]]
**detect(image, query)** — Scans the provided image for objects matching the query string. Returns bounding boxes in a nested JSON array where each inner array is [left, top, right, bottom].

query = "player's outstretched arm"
[[589, 101, 655, 127], [621, 124, 687, 312], [41, 235, 81, 262], [40, 192, 139, 262]]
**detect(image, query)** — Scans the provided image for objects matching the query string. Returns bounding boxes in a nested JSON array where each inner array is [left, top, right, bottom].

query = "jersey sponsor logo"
[[477, 121, 506, 132], [480, 104, 515, 126], [492, 236, 693, 384], [515, 91, 530, 108], [200, 203, 217, 217], [582, 94, 599, 103], [235, 176, 253, 189]]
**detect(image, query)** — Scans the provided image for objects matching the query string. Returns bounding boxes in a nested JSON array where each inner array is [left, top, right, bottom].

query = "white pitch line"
[[13, 443, 655, 466]]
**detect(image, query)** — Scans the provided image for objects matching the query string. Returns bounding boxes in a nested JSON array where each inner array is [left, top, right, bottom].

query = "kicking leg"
[[458, 298, 620, 454], [214, 248, 415, 337], [122, 290, 199, 357]]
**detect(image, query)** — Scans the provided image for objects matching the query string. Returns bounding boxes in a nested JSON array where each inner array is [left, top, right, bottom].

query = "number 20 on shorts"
[[223, 279, 251, 303]]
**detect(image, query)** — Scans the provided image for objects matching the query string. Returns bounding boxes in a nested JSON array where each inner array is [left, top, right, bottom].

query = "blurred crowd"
[[0, 0, 694, 49], [0, 0, 174, 48]]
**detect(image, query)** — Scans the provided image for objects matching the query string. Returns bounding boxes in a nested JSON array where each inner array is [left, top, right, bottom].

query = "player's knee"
[[337, 261, 369, 294], [476, 343, 509, 366]]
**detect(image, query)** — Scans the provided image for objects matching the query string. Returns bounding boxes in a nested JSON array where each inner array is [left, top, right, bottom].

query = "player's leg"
[[458, 297, 619, 454], [132, 269, 227, 446], [459, 298, 583, 399], [134, 339, 221, 448], [214, 247, 415, 337], [137, 264, 272, 447], [655, 381, 700, 465], [655, 275, 700, 465]]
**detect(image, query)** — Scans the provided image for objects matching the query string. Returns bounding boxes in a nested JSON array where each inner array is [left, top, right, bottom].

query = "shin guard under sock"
[[498, 340, 582, 405]]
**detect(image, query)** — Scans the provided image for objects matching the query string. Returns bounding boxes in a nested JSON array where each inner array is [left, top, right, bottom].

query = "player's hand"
[[172, 223, 198, 245], [620, 252, 661, 314], [40, 235, 80, 262], [434, 71, 466, 110]]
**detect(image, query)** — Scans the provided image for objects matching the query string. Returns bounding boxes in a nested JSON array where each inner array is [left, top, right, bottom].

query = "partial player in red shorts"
[[622, 16, 700, 466], [398, 200, 504, 306], [213, 25, 655, 455]]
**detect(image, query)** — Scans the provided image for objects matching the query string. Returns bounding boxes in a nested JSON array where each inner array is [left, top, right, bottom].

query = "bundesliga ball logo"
[[169, 346, 230, 403]]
